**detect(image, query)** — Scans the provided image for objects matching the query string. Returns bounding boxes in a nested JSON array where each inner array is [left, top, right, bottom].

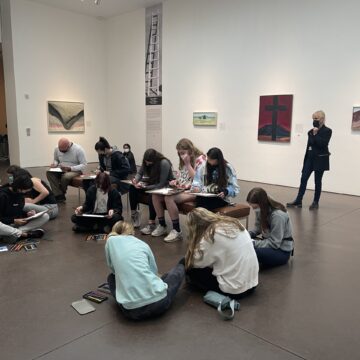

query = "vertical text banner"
[[145, 4, 162, 151]]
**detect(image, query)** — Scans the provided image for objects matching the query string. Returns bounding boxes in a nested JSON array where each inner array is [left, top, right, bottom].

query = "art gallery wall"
[[161, 0, 360, 196], [106, 9, 146, 165], [2, 0, 107, 166]]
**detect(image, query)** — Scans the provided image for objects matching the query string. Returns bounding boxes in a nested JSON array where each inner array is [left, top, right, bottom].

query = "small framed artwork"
[[193, 112, 217, 126], [48, 101, 85, 133], [352, 107, 360, 130]]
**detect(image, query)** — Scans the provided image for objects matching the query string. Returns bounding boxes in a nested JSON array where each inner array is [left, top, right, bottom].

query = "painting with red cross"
[[258, 94, 293, 142]]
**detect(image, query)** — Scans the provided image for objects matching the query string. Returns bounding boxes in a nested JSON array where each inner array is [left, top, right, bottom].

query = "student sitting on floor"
[[0, 175, 49, 243], [191, 147, 239, 210], [7, 165, 59, 219], [105, 221, 185, 321], [130, 148, 174, 234], [246, 187, 294, 268], [152, 138, 206, 242], [71, 172, 123, 233], [185, 207, 259, 298]]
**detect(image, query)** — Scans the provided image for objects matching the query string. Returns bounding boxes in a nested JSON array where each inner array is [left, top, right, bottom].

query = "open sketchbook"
[[185, 191, 219, 197], [77, 214, 106, 218], [48, 167, 63, 173], [146, 188, 185, 195], [25, 210, 48, 221]]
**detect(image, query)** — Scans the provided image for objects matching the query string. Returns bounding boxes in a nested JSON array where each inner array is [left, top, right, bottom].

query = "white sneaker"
[[131, 211, 141, 228], [151, 225, 168, 237], [140, 224, 156, 235], [164, 229, 182, 242]]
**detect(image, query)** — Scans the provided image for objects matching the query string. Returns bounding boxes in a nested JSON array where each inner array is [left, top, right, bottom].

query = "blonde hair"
[[176, 138, 204, 170], [108, 221, 135, 239], [185, 207, 245, 269], [313, 110, 325, 121]]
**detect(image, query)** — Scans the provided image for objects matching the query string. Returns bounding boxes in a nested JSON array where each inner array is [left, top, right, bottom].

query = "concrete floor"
[[0, 163, 359, 360]]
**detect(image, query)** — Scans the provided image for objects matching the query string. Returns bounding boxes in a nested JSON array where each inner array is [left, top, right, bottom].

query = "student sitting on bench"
[[105, 221, 185, 320], [71, 172, 123, 233], [152, 138, 206, 242], [185, 207, 258, 298], [247, 187, 294, 268], [0, 175, 49, 243], [191, 147, 239, 210], [129, 148, 174, 234]]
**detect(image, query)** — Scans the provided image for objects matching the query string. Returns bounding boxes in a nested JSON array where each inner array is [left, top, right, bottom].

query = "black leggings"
[[129, 187, 156, 221], [196, 196, 229, 211], [186, 267, 256, 299]]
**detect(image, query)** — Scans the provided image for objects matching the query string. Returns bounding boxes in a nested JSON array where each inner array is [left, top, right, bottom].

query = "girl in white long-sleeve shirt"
[[185, 208, 259, 298]]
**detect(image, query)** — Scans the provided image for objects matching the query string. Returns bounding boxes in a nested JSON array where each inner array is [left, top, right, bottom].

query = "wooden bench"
[[137, 193, 250, 228]]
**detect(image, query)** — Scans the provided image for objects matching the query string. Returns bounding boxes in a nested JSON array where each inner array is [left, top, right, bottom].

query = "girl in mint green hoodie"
[[105, 221, 185, 320]]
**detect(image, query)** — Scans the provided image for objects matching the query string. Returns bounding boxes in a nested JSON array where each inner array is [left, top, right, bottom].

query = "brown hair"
[[246, 187, 286, 231], [185, 207, 245, 269], [95, 172, 111, 193], [176, 138, 204, 170]]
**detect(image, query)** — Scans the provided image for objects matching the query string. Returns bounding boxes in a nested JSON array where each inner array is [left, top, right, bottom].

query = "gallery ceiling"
[[28, 0, 164, 19]]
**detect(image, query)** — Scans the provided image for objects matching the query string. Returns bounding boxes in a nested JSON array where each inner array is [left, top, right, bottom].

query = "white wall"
[[106, 9, 145, 165], [162, 0, 360, 196], [8, 0, 107, 166]]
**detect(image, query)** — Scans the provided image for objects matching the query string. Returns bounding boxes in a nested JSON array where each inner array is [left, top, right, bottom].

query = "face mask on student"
[[253, 208, 261, 215], [8, 175, 14, 184], [123, 148, 130, 153]]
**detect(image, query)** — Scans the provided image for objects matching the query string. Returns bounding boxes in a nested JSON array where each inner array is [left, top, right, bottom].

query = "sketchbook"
[[146, 187, 185, 195]]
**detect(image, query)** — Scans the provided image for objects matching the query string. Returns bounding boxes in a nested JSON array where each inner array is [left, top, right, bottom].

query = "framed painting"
[[258, 95, 293, 142], [193, 112, 217, 126], [48, 101, 85, 133], [352, 106, 360, 130]]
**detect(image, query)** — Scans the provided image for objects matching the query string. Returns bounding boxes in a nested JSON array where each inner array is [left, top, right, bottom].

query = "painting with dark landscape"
[[48, 101, 85, 133], [258, 94, 293, 142], [352, 107, 360, 131]]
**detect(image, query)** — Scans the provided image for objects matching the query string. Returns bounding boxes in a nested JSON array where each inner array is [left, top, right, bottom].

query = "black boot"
[[309, 202, 319, 210], [286, 200, 302, 208]]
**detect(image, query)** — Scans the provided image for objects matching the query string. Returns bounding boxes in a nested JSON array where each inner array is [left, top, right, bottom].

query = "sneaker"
[[131, 211, 141, 228], [26, 229, 45, 239], [286, 200, 302, 208], [151, 225, 168, 237], [309, 202, 319, 210], [164, 229, 182, 243], [140, 224, 156, 235]]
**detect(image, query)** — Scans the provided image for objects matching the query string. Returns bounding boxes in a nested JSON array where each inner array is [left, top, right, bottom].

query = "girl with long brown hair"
[[151, 138, 206, 242], [191, 147, 239, 210], [246, 187, 294, 268], [71, 172, 123, 233], [185, 208, 258, 298], [129, 149, 174, 233]]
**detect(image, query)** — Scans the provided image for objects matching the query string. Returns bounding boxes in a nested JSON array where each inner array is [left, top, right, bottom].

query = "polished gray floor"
[[0, 164, 358, 360]]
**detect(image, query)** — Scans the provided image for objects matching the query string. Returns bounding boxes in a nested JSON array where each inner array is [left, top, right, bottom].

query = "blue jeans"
[[255, 248, 291, 268], [296, 157, 324, 203], [108, 263, 185, 321]]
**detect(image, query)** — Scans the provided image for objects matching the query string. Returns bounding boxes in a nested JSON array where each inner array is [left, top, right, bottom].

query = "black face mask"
[[313, 120, 320, 128]]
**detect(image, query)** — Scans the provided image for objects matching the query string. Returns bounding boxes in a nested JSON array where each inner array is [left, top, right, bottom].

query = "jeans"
[[186, 267, 256, 299], [108, 263, 185, 320], [296, 157, 325, 203], [23, 203, 59, 220], [255, 248, 291, 268]]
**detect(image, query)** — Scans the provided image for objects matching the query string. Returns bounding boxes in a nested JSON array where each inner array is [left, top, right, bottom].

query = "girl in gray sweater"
[[247, 187, 294, 268]]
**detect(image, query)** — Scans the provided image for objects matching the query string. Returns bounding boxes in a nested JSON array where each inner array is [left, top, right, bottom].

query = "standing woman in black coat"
[[123, 143, 137, 174], [287, 110, 332, 210]]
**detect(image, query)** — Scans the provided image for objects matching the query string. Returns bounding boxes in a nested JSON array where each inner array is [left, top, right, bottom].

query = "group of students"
[[101, 138, 294, 320], [0, 136, 295, 322]]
